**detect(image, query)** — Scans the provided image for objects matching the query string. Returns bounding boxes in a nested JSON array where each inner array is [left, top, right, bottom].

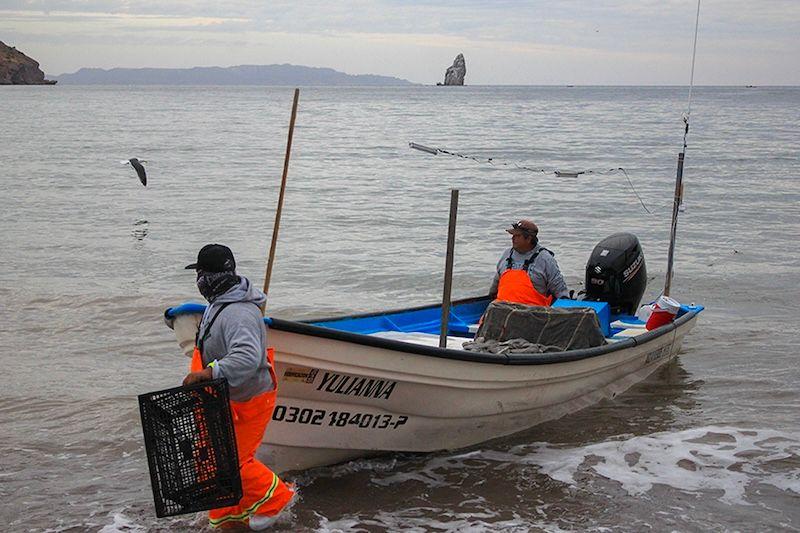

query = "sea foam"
[[505, 426, 798, 505], [364, 426, 799, 507]]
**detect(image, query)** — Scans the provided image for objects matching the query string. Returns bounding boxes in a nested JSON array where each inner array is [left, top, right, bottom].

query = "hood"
[[213, 275, 266, 308]]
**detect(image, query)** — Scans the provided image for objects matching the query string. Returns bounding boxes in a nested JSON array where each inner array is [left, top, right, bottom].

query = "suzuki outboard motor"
[[584, 233, 646, 315]]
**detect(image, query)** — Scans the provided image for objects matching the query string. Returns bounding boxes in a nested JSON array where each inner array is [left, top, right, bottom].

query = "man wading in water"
[[183, 244, 296, 530]]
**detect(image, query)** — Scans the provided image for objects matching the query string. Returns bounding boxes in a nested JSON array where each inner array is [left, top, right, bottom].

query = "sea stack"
[[0, 41, 56, 85], [442, 53, 466, 86]]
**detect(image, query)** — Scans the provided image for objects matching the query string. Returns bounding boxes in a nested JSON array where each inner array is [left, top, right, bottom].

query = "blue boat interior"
[[309, 297, 704, 339], [312, 298, 490, 337]]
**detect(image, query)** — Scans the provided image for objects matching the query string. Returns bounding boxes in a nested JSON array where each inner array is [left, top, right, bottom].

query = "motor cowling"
[[584, 233, 646, 315]]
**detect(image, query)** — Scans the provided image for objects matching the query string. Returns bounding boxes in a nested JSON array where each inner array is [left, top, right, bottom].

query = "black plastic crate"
[[139, 378, 242, 518]]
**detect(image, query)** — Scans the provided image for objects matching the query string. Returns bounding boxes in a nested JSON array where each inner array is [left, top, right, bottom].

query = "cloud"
[[0, 9, 250, 28]]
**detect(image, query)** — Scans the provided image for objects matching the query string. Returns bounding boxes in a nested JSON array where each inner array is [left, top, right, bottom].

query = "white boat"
[[166, 59, 705, 471], [163, 35, 709, 472], [165, 294, 703, 473]]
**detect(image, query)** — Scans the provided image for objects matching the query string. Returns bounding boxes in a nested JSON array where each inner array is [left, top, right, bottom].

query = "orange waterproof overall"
[[496, 251, 553, 306], [190, 347, 294, 528]]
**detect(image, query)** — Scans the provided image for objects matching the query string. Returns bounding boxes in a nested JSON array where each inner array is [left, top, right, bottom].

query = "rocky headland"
[[0, 41, 56, 85]]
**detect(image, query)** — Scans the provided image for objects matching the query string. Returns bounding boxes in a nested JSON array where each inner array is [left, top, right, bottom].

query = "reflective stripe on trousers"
[[190, 347, 295, 527]]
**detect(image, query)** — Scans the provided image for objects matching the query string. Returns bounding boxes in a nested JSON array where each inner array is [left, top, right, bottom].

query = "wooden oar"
[[439, 189, 459, 348], [263, 88, 300, 306]]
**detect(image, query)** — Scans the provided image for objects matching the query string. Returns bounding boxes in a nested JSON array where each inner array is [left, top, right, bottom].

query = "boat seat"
[[610, 328, 646, 340], [611, 318, 646, 330], [369, 331, 467, 350]]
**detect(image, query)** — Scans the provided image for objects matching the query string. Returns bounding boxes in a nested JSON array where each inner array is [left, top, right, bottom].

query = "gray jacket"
[[196, 276, 274, 402], [489, 244, 569, 300]]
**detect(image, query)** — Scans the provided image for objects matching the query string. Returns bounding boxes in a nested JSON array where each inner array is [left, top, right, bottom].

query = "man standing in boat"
[[182, 244, 296, 530], [489, 219, 569, 305]]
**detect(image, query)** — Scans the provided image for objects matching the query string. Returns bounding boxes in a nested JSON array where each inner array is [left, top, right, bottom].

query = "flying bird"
[[121, 158, 147, 186]]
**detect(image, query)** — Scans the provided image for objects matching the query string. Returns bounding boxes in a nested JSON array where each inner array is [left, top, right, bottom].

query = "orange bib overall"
[[496, 251, 553, 307], [191, 346, 294, 528]]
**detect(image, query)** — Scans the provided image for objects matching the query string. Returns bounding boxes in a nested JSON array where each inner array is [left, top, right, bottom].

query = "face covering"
[[196, 270, 240, 301]]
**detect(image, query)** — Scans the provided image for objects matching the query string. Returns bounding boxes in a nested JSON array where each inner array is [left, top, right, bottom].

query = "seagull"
[[121, 158, 147, 186]]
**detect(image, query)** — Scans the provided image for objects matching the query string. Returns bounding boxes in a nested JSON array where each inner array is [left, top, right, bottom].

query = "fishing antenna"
[[664, 0, 701, 297]]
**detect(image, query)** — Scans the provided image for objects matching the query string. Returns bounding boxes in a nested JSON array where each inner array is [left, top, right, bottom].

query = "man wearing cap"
[[182, 244, 295, 530], [489, 220, 569, 306]]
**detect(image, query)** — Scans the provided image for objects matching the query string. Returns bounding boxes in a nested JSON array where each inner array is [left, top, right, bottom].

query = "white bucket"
[[636, 303, 654, 322], [645, 295, 681, 330]]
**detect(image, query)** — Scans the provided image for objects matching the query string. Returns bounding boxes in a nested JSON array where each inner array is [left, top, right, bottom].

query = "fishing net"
[[465, 301, 606, 354], [138, 378, 241, 517]]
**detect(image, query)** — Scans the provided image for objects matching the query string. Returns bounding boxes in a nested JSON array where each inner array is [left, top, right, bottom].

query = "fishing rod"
[[664, 0, 701, 297]]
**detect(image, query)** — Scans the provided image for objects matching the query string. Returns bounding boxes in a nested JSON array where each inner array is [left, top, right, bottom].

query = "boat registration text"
[[645, 344, 671, 363], [272, 404, 408, 430]]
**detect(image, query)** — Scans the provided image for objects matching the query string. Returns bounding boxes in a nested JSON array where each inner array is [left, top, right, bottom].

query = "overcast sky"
[[1, 0, 798, 84]]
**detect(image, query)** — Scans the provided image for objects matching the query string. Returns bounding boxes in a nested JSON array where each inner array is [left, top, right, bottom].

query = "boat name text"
[[316, 372, 397, 400]]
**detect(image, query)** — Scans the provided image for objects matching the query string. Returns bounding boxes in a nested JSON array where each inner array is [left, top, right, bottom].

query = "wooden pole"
[[439, 189, 459, 348], [263, 88, 300, 301]]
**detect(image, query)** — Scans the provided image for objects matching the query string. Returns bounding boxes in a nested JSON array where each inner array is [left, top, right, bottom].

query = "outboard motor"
[[584, 233, 646, 315]]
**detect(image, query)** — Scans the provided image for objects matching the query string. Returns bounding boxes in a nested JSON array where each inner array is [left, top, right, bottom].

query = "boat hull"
[[256, 314, 698, 472]]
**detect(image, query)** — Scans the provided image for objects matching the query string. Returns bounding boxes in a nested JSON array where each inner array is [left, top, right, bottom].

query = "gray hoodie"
[[196, 276, 273, 402]]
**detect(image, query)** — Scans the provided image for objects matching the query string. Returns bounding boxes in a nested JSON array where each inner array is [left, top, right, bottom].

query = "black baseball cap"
[[185, 244, 236, 272]]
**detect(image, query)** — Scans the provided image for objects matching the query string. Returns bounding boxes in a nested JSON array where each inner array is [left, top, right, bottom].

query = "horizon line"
[[37, 82, 800, 87], [46, 65, 797, 87]]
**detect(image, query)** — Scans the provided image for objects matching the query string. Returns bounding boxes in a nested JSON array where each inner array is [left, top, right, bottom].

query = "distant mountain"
[[53, 64, 414, 86]]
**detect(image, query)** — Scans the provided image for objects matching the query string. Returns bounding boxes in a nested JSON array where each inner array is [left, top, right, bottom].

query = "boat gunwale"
[[268, 312, 698, 366], [166, 295, 699, 365]]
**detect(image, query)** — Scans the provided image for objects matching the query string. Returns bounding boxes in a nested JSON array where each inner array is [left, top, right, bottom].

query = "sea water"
[[1, 85, 798, 531]]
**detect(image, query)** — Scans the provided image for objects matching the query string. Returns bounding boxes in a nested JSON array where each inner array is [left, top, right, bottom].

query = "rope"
[[619, 167, 652, 215], [409, 142, 653, 213]]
